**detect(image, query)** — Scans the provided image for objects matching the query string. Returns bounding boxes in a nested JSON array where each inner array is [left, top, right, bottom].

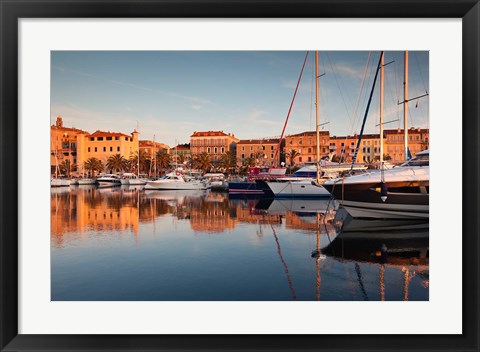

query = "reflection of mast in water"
[[402, 267, 410, 301], [379, 265, 385, 301], [270, 224, 297, 300]]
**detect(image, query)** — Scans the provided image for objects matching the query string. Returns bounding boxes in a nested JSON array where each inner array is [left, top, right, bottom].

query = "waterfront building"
[[76, 129, 139, 170], [236, 138, 280, 167], [384, 128, 429, 163], [190, 131, 239, 163], [139, 140, 170, 158], [50, 116, 88, 174], [284, 131, 330, 166], [170, 143, 191, 165]]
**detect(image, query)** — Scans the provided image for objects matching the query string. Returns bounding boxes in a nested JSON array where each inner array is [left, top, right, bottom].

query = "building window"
[[241, 154, 245, 158], [271, 154, 274, 159], [341, 143, 345, 147], [271, 146, 274, 150], [308, 148, 312, 153], [117, 147, 120, 152], [103, 147, 106, 152], [221, 147, 224, 153], [115, 136, 120, 141], [110, 147, 113, 152], [95, 147, 97, 152], [299, 140, 302, 145], [106, 136, 112, 141], [90, 137, 94, 141], [242, 146, 244, 151], [289, 140, 292, 144], [207, 148, 210, 153], [299, 157, 302, 162], [308, 157, 312, 162], [88, 147, 91, 152], [262, 146, 265, 151], [125, 137, 128, 141], [214, 147, 218, 153], [250, 146, 253, 151], [97, 137, 104, 141]]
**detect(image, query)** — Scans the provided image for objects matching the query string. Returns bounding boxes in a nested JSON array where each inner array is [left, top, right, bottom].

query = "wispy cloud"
[[53, 65, 213, 106]]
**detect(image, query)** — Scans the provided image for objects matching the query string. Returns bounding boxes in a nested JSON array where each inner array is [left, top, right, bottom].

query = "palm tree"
[[129, 150, 151, 175], [286, 149, 300, 167], [177, 153, 186, 165], [59, 159, 77, 178], [193, 152, 212, 174], [83, 157, 104, 177], [219, 152, 236, 175], [156, 150, 171, 174], [106, 154, 128, 173]]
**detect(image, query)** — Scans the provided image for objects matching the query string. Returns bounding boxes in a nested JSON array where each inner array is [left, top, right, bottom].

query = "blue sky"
[[51, 51, 429, 147]]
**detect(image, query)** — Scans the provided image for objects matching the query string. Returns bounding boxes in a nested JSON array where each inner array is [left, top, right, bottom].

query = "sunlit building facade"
[[236, 138, 280, 167], [190, 131, 239, 162]]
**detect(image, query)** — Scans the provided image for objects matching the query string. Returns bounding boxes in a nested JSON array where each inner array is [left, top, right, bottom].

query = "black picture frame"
[[1, 1, 478, 351]]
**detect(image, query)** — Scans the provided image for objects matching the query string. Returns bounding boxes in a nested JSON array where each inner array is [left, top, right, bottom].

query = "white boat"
[[121, 173, 147, 185], [51, 178, 71, 187], [97, 174, 121, 187], [323, 52, 429, 220], [145, 172, 209, 190], [203, 173, 227, 190], [265, 179, 331, 198], [265, 52, 359, 199], [323, 151, 429, 219], [78, 178, 96, 185]]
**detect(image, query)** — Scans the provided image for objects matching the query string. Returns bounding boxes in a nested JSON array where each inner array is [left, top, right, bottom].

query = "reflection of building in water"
[[234, 203, 282, 225], [285, 212, 336, 235], [189, 205, 236, 233], [51, 188, 140, 246]]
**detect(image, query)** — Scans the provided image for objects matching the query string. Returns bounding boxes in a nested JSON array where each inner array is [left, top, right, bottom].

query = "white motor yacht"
[[121, 173, 147, 186], [51, 178, 71, 187], [97, 174, 121, 187], [145, 172, 209, 190]]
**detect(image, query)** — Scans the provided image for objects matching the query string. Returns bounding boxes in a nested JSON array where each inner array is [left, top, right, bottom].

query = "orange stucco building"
[[236, 138, 280, 167], [190, 131, 239, 162]]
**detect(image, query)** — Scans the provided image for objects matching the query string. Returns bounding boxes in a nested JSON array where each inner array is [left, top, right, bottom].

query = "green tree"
[[156, 150, 171, 174], [59, 159, 77, 178], [219, 152, 237, 175], [193, 152, 212, 174], [129, 150, 151, 174], [83, 157, 104, 176], [286, 149, 300, 167], [106, 154, 128, 173]]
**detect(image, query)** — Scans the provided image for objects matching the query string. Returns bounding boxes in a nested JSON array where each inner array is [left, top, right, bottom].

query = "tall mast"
[[380, 52, 385, 164], [137, 121, 140, 175], [315, 51, 321, 182], [403, 51, 409, 161], [153, 134, 156, 178]]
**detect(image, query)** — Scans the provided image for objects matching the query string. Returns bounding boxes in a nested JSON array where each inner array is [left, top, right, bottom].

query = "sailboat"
[[322, 51, 430, 219], [264, 52, 336, 198]]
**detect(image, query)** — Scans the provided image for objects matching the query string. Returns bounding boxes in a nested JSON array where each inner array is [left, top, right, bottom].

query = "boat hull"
[[51, 179, 71, 187], [145, 181, 207, 190], [323, 180, 429, 219], [265, 180, 331, 198], [228, 181, 268, 195]]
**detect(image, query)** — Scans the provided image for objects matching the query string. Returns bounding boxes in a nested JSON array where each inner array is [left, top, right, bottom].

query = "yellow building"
[[76, 129, 139, 171], [236, 138, 280, 167], [284, 131, 330, 166], [139, 140, 170, 158], [190, 131, 239, 162], [50, 116, 88, 174]]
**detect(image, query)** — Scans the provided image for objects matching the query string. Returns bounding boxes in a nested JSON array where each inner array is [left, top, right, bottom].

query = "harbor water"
[[51, 186, 429, 301]]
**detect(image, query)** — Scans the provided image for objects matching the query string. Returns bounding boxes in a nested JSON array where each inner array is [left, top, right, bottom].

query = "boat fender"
[[380, 182, 388, 202]]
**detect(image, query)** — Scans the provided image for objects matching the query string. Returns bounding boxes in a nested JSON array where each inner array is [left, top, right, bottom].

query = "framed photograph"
[[1, 1, 478, 351]]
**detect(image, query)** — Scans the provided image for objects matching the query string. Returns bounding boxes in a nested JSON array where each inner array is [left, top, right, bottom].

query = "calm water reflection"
[[51, 186, 429, 301]]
